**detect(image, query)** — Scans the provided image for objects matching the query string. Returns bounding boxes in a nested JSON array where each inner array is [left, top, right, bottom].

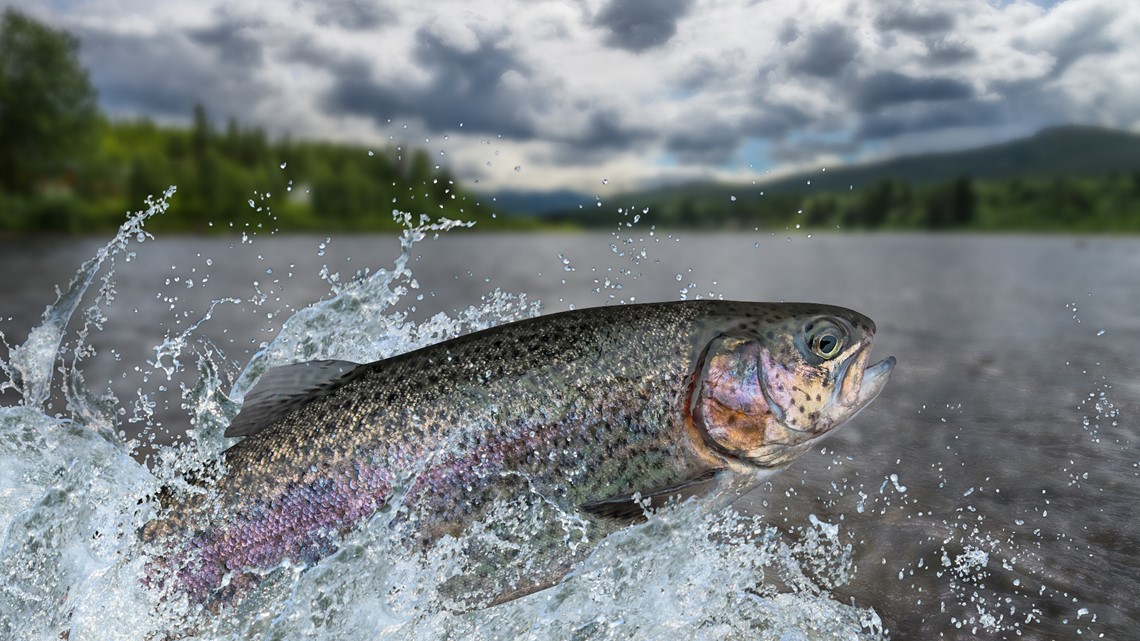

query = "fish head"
[[689, 305, 895, 471]]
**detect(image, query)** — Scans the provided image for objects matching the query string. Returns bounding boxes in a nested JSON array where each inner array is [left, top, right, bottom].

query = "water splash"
[[0, 196, 888, 641]]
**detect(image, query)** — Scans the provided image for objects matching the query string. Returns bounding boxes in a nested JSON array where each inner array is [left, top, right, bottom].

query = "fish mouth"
[[852, 354, 896, 411]]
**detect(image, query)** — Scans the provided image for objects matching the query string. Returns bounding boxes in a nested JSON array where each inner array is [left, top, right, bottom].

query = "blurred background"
[[0, 1, 1137, 233]]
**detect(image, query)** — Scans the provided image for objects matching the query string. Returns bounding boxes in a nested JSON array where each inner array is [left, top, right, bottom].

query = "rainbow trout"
[[143, 300, 894, 609]]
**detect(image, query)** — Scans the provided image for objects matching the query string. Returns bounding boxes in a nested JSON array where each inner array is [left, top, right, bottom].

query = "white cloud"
[[16, 0, 1140, 192]]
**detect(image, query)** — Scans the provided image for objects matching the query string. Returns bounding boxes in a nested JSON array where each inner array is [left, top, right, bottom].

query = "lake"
[[0, 227, 1137, 640]]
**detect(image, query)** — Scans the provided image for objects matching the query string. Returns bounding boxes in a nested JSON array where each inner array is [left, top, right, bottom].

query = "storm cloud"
[[786, 23, 860, 78], [188, 19, 264, 67], [594, 0, 694, 53], [874, 6, 954, 34], [311, 0, 393, 31], [17, 0, 1139, 191], [323, 26, 540, 138], [853, 71, 975, 113], [75, 20, 272, 121]]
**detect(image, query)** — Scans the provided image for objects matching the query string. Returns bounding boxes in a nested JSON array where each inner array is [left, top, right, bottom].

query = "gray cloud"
[[540, 110, 657, 166], [767, 137, 861, 164], [664, 121, 742, 164], [777, 19, 798, 45], [786, 23, 859, 78], [594, 0, 694, 53], [34, 0, 1140, 191], [1029, 4, 1118, 77], [744, 102, 813, 139], [188, 19, 265, 67], [662, 102, 812, 166], [312, 0, 393, 31], [874, 7, 954, 34], [77, 26, 270, 121], [323, 26, 539, 137], [571, 110, 655, 151], [853, 71, 974, 112], [674, 53, 741, 91], [857, 100, 1005, 140], [925, 37, 976, 64]]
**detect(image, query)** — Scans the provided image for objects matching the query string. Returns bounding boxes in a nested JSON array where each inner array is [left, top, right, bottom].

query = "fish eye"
[[807, 319, 846, 360]]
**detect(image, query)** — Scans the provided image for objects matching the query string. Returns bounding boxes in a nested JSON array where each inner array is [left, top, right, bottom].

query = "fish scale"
[[143, 300, 894, 610]]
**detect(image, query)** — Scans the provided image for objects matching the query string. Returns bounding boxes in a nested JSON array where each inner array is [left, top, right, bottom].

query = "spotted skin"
[[142, 300, 893, 609]]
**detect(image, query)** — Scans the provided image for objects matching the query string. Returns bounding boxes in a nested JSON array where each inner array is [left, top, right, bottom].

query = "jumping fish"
[[142, 300, 895, 609]]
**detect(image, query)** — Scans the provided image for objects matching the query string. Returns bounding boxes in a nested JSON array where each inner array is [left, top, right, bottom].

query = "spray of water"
[[0, 191, 890, 641]]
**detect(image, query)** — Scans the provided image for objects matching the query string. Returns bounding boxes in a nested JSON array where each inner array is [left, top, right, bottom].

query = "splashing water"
[[0, 195, 886, 641]]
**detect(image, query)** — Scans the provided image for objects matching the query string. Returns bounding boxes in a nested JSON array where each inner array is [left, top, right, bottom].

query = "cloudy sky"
[[10, 0, 1139, 192]]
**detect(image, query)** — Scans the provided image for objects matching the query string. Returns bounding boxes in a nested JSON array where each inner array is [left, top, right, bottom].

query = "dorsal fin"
[[580, 469, 724, 523], [225, 359, 360, 438]]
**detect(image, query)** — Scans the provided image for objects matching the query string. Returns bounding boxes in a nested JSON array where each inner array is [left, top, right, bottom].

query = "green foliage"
[[0, 12, 510, 233], [0, 103, 506, 233], [542, 124, 1140, 233], [0, 8, 99, 195], [569, 173, 1140, 232]]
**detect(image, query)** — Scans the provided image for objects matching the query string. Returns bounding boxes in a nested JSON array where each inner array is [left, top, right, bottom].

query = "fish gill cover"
[[0, 190, 886, 640]]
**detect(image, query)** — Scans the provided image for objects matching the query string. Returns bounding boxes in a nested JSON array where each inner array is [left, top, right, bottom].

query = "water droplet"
[[1096, 329, 1106, 336], [730, 195, 737, 202], [514, 165, 522, 172], [279, 162, 287, 169], [368, 150, 375, 157]]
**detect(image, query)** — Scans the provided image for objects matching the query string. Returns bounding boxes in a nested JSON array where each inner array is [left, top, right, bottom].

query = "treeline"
[[0, 107, 510, 233], [550, 173, 1140, 232], [0, 10, 506, 233]]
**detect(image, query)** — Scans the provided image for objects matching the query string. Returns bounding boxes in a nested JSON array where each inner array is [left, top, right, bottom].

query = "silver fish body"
[[144, 300, 894, 608]]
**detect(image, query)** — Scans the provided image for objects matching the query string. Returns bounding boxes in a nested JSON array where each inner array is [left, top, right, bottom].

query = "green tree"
[[844, 179, 894, 228], [126, 151, 169, 209], [191, 103, 212, 159], [676, 196, 699, 227], [0, 9, 98, 194], [923, 176, 976, 228], [950, 176, 976, 226]]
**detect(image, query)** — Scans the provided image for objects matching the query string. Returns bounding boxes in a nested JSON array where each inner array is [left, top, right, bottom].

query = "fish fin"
[[580, 469, 725, 523], [224, 359, 360, 438]]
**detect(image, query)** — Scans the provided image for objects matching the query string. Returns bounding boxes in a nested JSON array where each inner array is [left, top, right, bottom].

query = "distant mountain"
[[484, 189, 599, 218], [490, 125, 1140, 216], [756, 124, 1140, 194]]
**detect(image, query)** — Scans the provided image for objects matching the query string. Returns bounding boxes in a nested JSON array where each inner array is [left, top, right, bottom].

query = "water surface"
[[0, 224, 1136, 639]]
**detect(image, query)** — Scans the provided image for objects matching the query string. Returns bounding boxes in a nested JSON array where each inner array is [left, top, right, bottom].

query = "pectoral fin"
[[580, 469, 725, 523]]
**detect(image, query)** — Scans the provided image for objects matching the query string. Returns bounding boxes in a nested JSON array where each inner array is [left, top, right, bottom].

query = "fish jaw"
[[848, 353, 896, 414], [748, 349, 894, 469]]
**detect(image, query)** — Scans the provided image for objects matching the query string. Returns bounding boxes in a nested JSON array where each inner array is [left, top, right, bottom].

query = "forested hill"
[[746, 125, 1140, 195], [0, 110, 514, 233], [497, 125, 1140, 232], [493, 125, 1140, 217]]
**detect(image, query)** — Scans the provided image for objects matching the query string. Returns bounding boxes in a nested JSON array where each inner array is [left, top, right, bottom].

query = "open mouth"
[[855, 355, 896, 409]]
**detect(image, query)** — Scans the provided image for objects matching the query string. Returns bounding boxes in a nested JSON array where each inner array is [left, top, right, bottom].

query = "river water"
[[0, 206, 1137, 639]]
